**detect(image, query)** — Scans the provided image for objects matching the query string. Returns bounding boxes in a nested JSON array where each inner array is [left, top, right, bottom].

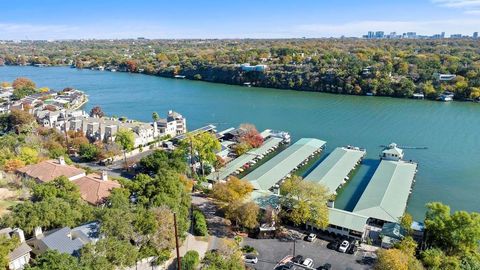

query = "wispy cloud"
[[431, 0, 480, 14]]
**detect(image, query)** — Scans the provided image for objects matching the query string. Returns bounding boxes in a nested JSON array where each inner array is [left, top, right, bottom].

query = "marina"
[[304, 146, 366, 195], [243, 138, 326, 191]]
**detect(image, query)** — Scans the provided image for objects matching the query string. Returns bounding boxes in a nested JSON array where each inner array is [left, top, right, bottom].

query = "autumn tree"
[[280, 175, 330, 229], [89, 106, 105, 118], [375, 249, 409, 270], [238, 123, 263, 148], [212, 177, 253, 204], [12, 77, 36, 91], [125, 60, 138, 72]]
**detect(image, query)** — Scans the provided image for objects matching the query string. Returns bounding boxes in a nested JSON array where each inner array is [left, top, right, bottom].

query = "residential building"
[[0, 228, 31, 270], [474, 32, 478, 39], [17, 157, 86, 183], [72, 171, 121, 205], [156, 110, 187, 137], [27, 222, 100, 257]]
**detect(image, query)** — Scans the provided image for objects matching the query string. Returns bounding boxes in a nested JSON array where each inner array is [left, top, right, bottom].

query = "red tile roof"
[[17, 159, 85, 183], [73, 174, 121, 205]]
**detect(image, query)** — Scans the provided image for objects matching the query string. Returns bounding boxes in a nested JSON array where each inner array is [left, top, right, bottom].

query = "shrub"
[[182, 250, 200, 270], [193, 210, 208, 236], [79, 143, 100, 161]]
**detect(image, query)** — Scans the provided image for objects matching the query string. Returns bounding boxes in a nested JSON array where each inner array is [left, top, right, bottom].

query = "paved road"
[[242, 237, 372, 270]]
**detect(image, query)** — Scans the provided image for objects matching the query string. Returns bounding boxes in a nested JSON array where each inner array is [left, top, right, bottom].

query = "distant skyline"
[[1, 0, 480, 40]]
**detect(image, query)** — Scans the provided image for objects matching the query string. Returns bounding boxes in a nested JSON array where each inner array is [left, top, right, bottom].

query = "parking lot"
[[242, 237, 373, 270]]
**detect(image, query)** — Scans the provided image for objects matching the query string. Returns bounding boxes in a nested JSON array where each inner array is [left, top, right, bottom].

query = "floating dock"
[[207, 137, 283, 181], [304, 146, 366, 195], [243, 138, 326, 191], [353, 159, 418, 223]]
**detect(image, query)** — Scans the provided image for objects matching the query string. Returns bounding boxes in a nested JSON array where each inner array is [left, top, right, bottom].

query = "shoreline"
[[3, 64, 478, 104]]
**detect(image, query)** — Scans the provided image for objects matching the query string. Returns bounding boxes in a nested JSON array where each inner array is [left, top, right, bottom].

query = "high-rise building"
[[474, 32, 479, 39], [375, 31, 384, 39], [367, 31, 375, 39], [441, 32, 445, 38], [406, 32, 417, 39]]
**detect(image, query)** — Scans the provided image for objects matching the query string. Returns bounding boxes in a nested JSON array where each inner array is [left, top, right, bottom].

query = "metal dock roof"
[[206, 137, 283, 181], [328, 207, 368, 233], [304, 147, 366, 195], [243, 138, 326, 191], [353, 160, 418, 223]]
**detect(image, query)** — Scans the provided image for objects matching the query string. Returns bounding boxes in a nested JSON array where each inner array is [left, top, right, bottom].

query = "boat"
[[174, 75, 186, 79]]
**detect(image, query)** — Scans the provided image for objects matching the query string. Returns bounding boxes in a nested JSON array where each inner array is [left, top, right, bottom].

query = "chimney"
[[101, 170, 108, 181], [58, 156, 66, 165], [12, 228, 25, 243], [34, 226, 43, 238]]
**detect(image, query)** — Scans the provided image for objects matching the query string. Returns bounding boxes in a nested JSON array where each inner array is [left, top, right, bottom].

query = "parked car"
[[357, 257, 376, 265], [292, 255, 304, 264], [317, 263, 332, 270], [243, 254, 258, 264], [338, 240, 350, 253], [302, 258, 314, 268], [306, 233, 317, 242], [346, 243, 357, 254], [276, 262, 294, 270], [327, 241, 340, 250]]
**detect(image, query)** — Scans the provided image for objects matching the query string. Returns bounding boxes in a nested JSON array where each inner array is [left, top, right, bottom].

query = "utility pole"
[[174, 212, 181, 270]]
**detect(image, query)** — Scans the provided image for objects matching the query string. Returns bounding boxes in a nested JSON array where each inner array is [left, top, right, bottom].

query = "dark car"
[[346, 243, 357, 254], [317, 263, 332, 270], [326, 241, 340, 250], [357, 257, 376, 265], [291, 255, 304, 264]]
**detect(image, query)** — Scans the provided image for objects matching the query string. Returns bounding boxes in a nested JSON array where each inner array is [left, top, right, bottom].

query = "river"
[[1, 66, 479, 220]]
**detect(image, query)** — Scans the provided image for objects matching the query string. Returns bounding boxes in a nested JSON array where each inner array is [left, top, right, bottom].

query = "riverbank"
[[4, 64, 479, 103]]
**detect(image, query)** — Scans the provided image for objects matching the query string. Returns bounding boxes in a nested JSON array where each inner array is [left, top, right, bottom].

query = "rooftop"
[[17, 159, 85, 183], [304, 147, 365, 195], [353, 160, 417, 223], [73, 173, 121, 205], [328, 208, 368, 233], [243, 138, 326, 191]]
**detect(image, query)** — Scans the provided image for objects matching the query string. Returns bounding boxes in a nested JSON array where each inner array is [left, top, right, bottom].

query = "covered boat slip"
[[243, 138, 326, 191], [206, 137, 283, 181], [304, 147, 366, 195], [353, 159, 418, 223]]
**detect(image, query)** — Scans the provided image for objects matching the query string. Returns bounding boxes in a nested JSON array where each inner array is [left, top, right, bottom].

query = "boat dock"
[[353, 159, 418, 223], [304, 146, 366, 195], [206, 137, 283, 181], [243, 138, 326, 191]]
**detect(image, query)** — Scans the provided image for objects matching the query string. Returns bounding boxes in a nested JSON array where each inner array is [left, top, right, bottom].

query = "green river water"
[[1, 66, 479, 220]]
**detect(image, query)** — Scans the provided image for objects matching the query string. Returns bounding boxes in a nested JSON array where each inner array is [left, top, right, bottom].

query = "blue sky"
[[1, 0, 480, 39]]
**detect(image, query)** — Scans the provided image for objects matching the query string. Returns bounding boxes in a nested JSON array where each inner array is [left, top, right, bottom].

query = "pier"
[[304, 146, 366, 195]]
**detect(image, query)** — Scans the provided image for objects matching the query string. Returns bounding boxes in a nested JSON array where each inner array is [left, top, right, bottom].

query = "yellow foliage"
[[3, 159, 26, 172]]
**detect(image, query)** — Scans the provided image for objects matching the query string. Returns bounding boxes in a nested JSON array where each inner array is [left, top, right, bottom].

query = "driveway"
[[242, 237, 372, 270]]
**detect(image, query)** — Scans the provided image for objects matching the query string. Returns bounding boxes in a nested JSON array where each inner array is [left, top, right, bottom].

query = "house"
[[72, 171, 121, 205], [436, 73, 456, 81], [379, 223, 406, 248], [380, 143, 404, 161], [17, 156, 86, 183], [27, 222, 100, 257], [0, 228, 31, 270], [156, 110, 187, 137]]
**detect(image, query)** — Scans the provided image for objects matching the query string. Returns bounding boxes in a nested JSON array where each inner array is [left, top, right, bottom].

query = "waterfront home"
[[439, 91, 454, 102], [436, 73, 456, 81], [27, 222, 100, 257], [380, 143, 404, 161], [156, 110, 187, 137], [17, 156, 86, 183], [240, 63, 268, 72], [72, 171, 121, 205], [0, 228, 31, 270]]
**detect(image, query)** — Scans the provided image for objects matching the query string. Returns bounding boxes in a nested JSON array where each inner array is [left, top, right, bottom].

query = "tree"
[[189, 132, 221, 176], [212, 177, 253, 204], [80, 237, 138, 269], [79, 143, 100, 161], [126, 60, 138, 72], [12, 77, 36, 91], [19, 146, 39, 165], [280, 175, 330, 229], [202, 239, 244, 270], [400, 213, 413, 235], [183, 250, 200, 270], [115, 128, 135, 169], [8, 109, 36, 134], [225, 201, 260, 230], [424, 202, 480, 255], [25, 250, 81, 270], [89, 106, 104, 118], [0, 235, 18, 269], [139, 149, 186, 175], [375, 249, 409, 270], [238, 123, 263, 148]]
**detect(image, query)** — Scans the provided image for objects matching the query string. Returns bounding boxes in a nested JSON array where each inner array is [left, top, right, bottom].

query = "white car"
[[302, 258, 314, 268], [306, 233, 317, 242], [243, 254, 258, 264], [338, 240, 350, 253]]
